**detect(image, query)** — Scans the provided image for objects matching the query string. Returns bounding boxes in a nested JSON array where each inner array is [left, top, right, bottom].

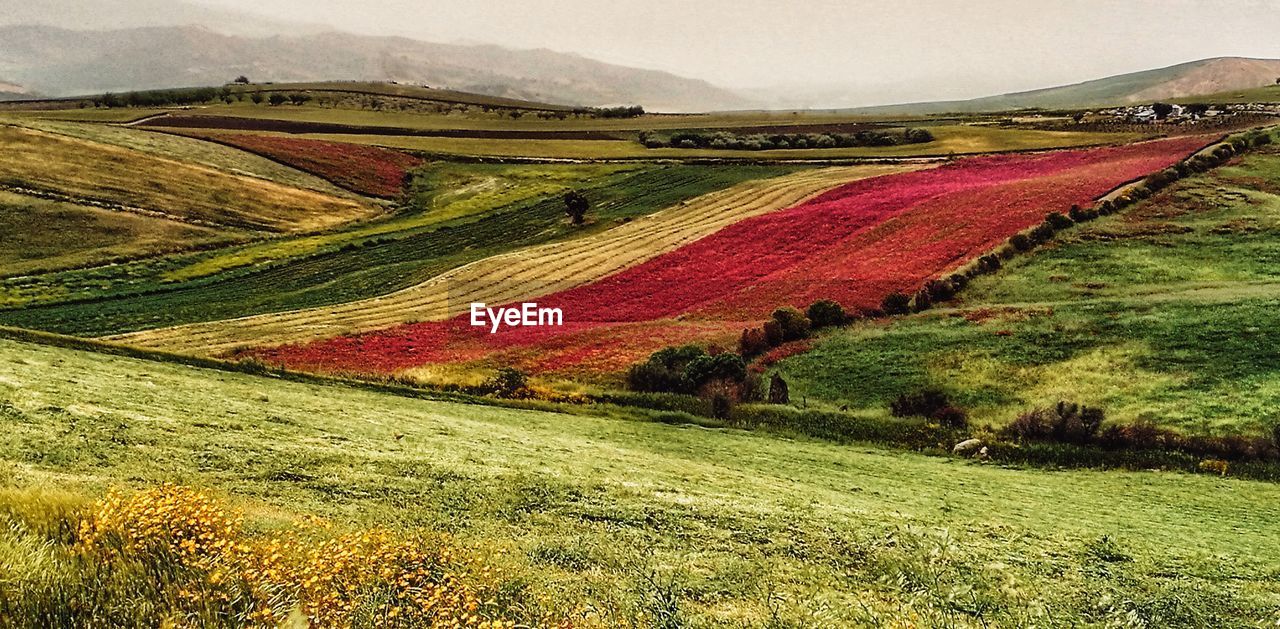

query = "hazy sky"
[[193, 0, 1280, 104]]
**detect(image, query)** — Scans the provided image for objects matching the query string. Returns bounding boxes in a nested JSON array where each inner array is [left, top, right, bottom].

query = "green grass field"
[[0, 164, 796, 334], [775, 143, 1280, 436], [0, 191, 246, 277], [293, 124, 1140, 160], [2, 336, 1279, 626]]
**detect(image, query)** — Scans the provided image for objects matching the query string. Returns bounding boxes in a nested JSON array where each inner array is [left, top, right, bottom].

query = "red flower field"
[[253, 136, 1211, 377], [197, 133, 423, 198]]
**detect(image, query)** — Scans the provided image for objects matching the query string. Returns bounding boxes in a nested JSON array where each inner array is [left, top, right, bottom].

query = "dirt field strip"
[[108, 164, 926, 355]]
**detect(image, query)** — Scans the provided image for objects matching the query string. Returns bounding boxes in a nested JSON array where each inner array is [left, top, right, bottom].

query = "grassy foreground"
[[2, 337, 1279, 626]]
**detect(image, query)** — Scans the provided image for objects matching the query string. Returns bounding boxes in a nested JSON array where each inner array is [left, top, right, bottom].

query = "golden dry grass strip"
[[110, 164, 925, 355], [0, 125, 378, 233]]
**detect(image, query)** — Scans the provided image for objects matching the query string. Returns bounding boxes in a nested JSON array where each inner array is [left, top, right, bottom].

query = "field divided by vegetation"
[[2, 336, 1279, 626], [0, 125, 377, 233], [0, 165, 796, 336], [110, 165, 911, 355], [255, 136, 1212, 378], [775, 138, 1280, 435]]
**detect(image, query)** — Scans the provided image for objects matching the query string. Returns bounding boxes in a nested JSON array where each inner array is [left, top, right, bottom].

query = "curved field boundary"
[[109, 165, 921, 355], [247, 136, 1214, 377]]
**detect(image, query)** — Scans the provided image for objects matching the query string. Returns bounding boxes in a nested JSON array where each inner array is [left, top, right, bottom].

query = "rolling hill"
[[0, 24, 752, 112], [849, 57, 1280, 115]]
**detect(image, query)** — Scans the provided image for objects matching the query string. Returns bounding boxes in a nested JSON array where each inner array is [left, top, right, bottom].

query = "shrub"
[[627, 345, 706, 393], [1003, 401, 1104, 445], [685, 353, 747, 389], [1045, 211, 1074, 229], [763, 320, 784, 346], [931, 405, 969, 429], [1067, 205, 1086, 222], [890, 389, 952, 419], [881, 292, 912, 315], [923, 278, 955, 302], [1008, 233, 1033, 252], [485, 367, 529, 398], [767, 373, 790, 404], [977, 254, 1002, 273], [1029, 222, 1056, 244], [911, 289, 932, 312], [771, 307, 812, 341], [739, 327, 769, 357], [806, 299, 848, 329]]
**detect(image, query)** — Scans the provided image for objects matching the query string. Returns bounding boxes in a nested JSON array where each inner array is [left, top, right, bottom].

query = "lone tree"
[[563, 190, 589, 225], [233, 75, 250, 84]]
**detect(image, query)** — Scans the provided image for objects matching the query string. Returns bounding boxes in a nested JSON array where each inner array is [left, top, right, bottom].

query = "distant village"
[[1098, 101, 1280, 124]]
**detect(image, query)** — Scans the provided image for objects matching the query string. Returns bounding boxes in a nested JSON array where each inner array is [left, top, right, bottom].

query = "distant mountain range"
[[844, 57, 1280, 115], [1, 0, 1278, 114], [0, 24, 752, 112]]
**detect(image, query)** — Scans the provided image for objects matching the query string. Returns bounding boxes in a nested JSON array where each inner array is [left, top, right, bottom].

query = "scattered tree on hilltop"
[[233, 75, 250, 84]]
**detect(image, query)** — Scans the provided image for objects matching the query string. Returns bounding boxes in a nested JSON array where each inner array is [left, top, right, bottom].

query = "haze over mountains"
[[1, 0, 1279, 112], [846, 57, 1280, 115]]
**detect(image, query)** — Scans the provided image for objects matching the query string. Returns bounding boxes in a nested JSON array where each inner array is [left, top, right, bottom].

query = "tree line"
[[640, 128, 935, 151]]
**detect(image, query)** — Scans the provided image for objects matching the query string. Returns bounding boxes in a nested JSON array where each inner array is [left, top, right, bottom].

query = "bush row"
[[1002, 401, 1280, 463], [875, 129, 1275, 316], [640, 128, 934, 151]]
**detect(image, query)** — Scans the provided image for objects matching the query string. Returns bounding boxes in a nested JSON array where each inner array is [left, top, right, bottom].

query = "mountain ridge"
[[838, 57, 1280, 115], [0, 24, 753, 112]]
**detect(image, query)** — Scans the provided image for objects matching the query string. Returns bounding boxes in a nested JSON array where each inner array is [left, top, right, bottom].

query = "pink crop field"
[[253, 136, 1212, 377], [193, 133, 423, 198]]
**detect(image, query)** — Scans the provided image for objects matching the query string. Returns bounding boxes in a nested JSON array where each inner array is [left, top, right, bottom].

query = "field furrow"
[[109, 165, 915, 354]]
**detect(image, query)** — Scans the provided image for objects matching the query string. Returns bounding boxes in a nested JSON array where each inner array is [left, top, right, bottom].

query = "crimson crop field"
[[186, 133, 423, 197], [254, 136, 1211, 377]]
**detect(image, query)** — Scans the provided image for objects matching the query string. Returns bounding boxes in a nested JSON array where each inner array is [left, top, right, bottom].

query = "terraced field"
[[111, 165, 912, 354], [0, 165, 795, 336], [0, 125, 377, 232]]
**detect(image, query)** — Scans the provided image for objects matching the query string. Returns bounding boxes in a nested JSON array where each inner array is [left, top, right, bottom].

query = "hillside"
[[850, 57, 1280, 115], [2, 333, 1279, 625], [0, 24, 752, 112]]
